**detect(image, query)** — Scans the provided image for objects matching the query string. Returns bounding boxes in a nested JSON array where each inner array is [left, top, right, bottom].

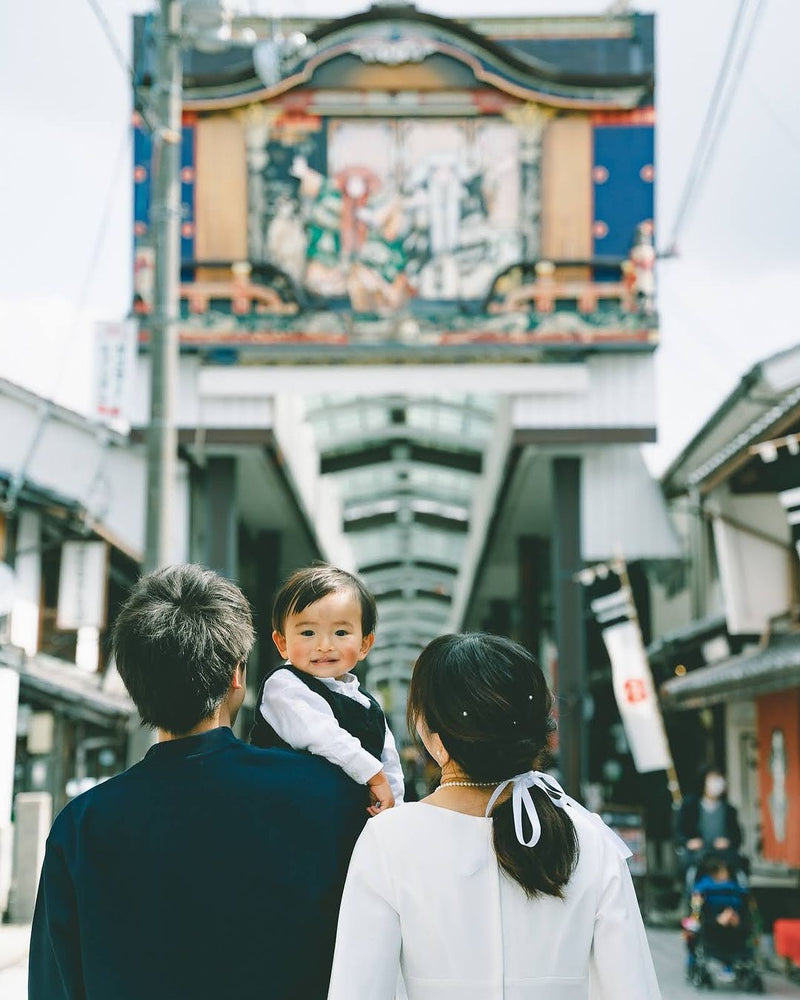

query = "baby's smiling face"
[[272, 589, 374, 681]]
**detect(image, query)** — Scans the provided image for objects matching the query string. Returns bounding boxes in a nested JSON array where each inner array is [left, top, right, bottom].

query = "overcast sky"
[[1, 0, 798, 473]]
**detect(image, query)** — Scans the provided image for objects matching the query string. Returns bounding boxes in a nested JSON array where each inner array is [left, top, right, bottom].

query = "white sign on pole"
[[0, 668, 19, 824], [94, 319, 138, 424], [0, 564, 14, 616], [602, 618, 673, 773], [56, 541, 109, 630], [590, 583, 673, 775]]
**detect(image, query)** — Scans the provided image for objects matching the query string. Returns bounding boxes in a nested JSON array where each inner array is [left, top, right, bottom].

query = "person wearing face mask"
[[676, 766, 744, 894]]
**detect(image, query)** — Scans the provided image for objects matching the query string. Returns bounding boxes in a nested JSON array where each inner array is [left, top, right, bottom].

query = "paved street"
[[649, 927, 800, 999], [0, 923, 29, 999], [3, 924, 800, 999], [0, 957, 26, 997]]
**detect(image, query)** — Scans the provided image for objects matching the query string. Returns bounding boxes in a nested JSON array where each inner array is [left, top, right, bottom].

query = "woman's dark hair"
[[113, 564, 254, 734], [272, 564, 377, 636], [407, 632, 578, 898]]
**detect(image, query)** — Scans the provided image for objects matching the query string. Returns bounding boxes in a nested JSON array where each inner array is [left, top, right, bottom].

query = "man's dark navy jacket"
[[28, 727, 367, 1000]]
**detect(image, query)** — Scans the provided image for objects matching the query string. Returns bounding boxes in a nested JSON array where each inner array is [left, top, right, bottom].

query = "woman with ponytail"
[[327, 633, 661, 999]]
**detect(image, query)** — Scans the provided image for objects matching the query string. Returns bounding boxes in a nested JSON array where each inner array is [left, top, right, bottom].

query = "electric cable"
[[4, 4, 160, 512], [85, 0, 158, 131], [3, 125, 131, 513], [747, 77, 800, 154], [86, 0, 136, 85], [665, 0, 767, 257]]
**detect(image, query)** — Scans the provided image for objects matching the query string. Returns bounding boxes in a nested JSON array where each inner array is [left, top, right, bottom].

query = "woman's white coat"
[[328, 801, 661, 1000]]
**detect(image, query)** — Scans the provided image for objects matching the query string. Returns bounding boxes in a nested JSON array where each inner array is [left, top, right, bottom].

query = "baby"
[[249, 564, 404, 814]]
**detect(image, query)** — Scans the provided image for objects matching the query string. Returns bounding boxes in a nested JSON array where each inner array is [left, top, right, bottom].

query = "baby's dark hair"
[[407, 632, 578, 898], [704, 857, 732, 880], [272, 564, 377, 636]]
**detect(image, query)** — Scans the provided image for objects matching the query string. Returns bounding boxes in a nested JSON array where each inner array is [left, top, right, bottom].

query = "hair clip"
[[528, 695, 533, 701], [461, 710, 469, 717]]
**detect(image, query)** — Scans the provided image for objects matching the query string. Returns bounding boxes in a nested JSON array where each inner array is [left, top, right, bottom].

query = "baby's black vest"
[[248, 663, 386, 761]]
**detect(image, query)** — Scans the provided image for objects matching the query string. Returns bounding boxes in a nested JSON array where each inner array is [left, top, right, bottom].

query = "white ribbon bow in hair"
[[484, 771, 632, 859]]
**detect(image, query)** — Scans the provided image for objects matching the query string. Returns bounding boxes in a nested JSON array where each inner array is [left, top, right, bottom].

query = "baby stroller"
[[682, 856, 764, 992]]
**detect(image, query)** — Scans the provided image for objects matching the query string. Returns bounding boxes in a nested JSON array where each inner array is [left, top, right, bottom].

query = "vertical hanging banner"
[[584, 563, 674, 774], [779, 487, 800, 560], [94, 319, 138, 425], [56, 541, 109, 630]]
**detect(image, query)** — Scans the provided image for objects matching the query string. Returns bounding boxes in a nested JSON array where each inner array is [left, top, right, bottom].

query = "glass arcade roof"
[[305, 393, 499, 729]]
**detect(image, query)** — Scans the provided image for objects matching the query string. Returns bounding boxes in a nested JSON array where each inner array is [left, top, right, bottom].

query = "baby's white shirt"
[[259, 667, 405, 802]]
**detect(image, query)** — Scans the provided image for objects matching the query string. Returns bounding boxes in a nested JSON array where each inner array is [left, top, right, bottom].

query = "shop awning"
[[2, 646, 134, 728], [646, 614, 728, 664], [660, 632, 800, 710], [581, 445, 681, 562]]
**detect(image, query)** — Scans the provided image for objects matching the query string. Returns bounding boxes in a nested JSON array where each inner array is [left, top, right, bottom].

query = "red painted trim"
[[138, 327, 657, 346], [591, 107, 656, 126]]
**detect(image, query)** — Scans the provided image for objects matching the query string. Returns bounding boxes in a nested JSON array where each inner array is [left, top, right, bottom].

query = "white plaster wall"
[[581, 445, 680, 561], [511, 354, 656, 430], [0, 383, 187, 564], [196, 361, 588, 400], [272, 395, 352, 568], [130, 354, 204, 427], [710, 487, 792, 634], [449, 398, 513, 629]]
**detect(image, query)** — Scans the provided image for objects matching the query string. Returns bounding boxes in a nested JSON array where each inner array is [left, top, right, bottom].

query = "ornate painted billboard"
[[250, 116, 521, 306], [133, 10, 657, 360]]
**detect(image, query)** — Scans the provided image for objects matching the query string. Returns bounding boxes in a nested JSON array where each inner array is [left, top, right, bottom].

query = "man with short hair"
[[28, 565, 368, 1000]]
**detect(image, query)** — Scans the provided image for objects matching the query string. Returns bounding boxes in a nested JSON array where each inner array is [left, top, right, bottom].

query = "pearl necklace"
[[438, 780, 500, 789]]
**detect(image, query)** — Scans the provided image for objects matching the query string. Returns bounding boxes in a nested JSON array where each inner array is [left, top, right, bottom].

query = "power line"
[[665, 0, 767, 257], [85, 0, 136, 85], [48, 126, 133, 401], [747, 77, 800, 154], [4, 126, 132, 514], [85, 0, 158, 131]]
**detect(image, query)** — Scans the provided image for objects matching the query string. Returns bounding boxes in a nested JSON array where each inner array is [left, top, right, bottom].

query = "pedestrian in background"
[[28, 565, 367, 1000], [327, 632, 661, 999], [675, 765, 744, 893]]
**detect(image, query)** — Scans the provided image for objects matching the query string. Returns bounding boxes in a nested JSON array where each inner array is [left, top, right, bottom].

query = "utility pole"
[[144, 0, 183, 574], [128, 0, 182, 765]]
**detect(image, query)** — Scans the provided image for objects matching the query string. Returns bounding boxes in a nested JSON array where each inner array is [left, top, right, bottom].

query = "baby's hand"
[[367, 771, 395, 816]]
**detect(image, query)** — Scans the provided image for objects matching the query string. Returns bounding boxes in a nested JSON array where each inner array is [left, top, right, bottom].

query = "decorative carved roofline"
[[138, 6, 653, 112]]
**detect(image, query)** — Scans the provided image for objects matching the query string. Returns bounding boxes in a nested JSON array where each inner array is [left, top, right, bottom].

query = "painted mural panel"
[[258, 117, 520, 308], [255, 113, 326, 285], [135, 107, 658, 357], [132, 7, 659, 358]]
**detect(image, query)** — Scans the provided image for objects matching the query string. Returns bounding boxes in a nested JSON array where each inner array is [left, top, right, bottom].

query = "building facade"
[[655, 345, 800, 918], [129, 5, 677, 802]]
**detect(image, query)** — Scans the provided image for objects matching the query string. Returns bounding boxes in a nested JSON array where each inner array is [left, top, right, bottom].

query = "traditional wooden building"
[[657, 345, 800, 916]]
